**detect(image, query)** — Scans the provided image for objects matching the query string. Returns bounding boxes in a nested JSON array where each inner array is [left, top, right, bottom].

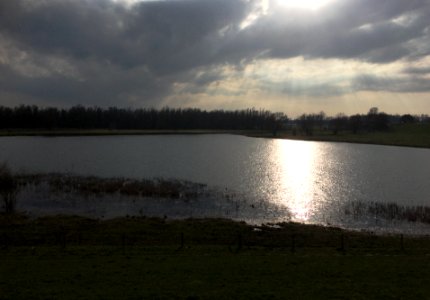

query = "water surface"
[[1, 134, 430, 233]]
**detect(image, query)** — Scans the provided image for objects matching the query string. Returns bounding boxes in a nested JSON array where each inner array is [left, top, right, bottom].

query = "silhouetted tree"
[[0, 105, 287, 131], [400, 114, 417, 124], [349, 114, 362, 134], [315, 111, 326, 130], [330, 113, 348, 135], [299, 114, 316, 136], [366, 107, 389, 131]]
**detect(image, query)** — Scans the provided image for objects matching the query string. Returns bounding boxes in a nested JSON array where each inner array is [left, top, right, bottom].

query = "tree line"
[[0, 105, 428, 134], [296, 107, 429, 136], [0, 105, 286, 131]]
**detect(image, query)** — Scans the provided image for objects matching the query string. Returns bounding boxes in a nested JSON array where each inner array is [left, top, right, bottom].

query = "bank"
[[1, 123, 430, 148], [2, 214, 430, 299]]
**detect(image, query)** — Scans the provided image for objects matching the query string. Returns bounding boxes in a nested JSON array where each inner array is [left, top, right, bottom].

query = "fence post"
[[237, 233, 242, 252], [291, 234, 296, 253], [2, 234, 9, 250], [61, 230, 66, 250], [400, 234, 404, 252], [56, 228, 66, 251], [176, 232, 184, 251], [337, 234, 346, 254], [229, 233, 242, 253], [121, 233, 126, 255]]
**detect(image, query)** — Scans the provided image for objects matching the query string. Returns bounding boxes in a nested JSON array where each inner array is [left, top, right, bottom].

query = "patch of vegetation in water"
[[15, 173, 209, 199], [344, 201, 430, 224]]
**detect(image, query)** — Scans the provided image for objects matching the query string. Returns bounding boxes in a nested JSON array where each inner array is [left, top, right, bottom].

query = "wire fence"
[[2, 224, 430, 255]]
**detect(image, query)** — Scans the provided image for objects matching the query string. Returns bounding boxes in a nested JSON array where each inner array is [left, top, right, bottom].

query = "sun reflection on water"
[[271, 139, 324, 222]]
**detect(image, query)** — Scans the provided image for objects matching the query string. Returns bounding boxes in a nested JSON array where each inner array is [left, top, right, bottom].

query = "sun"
[[276, 0, 334, 10]]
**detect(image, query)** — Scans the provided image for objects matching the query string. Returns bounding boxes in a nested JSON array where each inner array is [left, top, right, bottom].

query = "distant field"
[[0, 129, 250, 137], [2, 215, 430, 299], [268, 123, 430, 148], [1, 124, 429, 148]]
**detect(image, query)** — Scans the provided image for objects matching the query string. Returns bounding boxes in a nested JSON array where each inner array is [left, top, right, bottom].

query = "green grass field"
[[3, 246, 430, 299], [0, 129, 255, 137], [271, 123, 430, 148], [2, 215, 430, 299]]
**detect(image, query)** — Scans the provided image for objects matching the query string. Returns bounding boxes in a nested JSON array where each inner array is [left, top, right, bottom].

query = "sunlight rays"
[[276, 0, 335, 10]]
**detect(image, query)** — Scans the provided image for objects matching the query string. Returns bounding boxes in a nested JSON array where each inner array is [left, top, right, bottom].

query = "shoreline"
[[8, 173, 430, 236], [2, 213, 429, 243], [1, 127, 429, 149]]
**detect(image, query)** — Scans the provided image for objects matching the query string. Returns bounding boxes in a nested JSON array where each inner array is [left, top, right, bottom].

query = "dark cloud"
[[0, 0, 251, 71], [236, 0, 430, 63], [352, 74, 430, 93], [0, 0, 429, 107], [403, 66, 430, 74]]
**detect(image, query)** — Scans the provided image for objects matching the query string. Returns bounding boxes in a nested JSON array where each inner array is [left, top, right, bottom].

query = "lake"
[[1, 134, 430, 234]]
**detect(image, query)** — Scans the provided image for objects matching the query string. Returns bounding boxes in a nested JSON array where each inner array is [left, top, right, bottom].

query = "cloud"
[[403, 66, 430, 74], [352, 74, 430, 93], [234, 0, 430, 63], [0, 0, 251, 71], [0, 0, 429, 109]]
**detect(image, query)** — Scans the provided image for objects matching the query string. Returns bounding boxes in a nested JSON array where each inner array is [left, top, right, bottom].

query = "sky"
[[0, 0, 430, 117]]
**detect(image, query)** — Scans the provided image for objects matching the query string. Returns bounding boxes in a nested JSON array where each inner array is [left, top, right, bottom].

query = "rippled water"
[[1, 134, 430, 233]]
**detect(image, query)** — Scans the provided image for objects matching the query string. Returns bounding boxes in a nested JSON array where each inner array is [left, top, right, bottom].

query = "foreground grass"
[[2, 215, 430, 299], [2, 246, 430, 299]]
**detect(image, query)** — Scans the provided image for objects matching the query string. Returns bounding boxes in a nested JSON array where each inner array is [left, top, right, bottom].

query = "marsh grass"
[[15, 173, 208, 199], [344, 201, 430, 224], [10, 173, 430, 229]]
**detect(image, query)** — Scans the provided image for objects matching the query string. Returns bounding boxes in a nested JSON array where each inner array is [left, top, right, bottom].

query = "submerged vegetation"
[[4, 172, 293, 222], [16, 173, 208, 199], [3, 172, 430, 229], [344, 201, 430, 225]]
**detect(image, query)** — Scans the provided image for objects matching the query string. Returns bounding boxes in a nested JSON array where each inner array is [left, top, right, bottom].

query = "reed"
[[15, 173, 208, 199], [344, 200, 430, 224]]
